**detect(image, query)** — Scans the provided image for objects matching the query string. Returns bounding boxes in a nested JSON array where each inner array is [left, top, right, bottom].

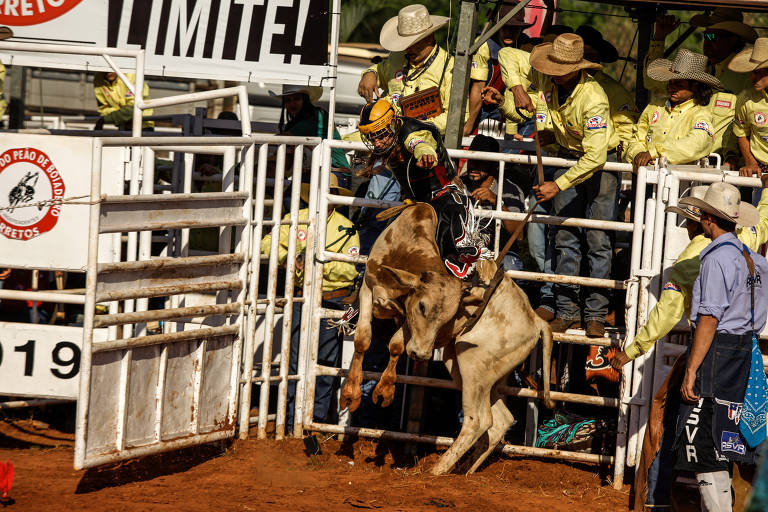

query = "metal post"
[[634, 7, 654, 110], [444, 0, 477, 149]]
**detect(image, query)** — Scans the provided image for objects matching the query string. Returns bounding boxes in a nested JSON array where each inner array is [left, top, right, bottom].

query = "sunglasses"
[[703, 32, 733, 42]]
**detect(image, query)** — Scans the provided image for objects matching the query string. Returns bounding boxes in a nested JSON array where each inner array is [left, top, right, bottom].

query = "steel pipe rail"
[[0, 289, 86, 305], [92, 303, 241, 328], [92, 324, 240, 353], [504, 270, 627, 289], [0, 399, 74, 409], [99, 136, 253, 147]]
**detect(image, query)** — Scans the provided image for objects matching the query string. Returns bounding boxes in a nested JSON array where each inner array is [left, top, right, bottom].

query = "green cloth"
[[287, 107, 350, 170]]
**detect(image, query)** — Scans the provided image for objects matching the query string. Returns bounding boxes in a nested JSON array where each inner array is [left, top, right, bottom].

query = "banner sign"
[[0, 134, 123, 271], [0, 0, 331, 84]]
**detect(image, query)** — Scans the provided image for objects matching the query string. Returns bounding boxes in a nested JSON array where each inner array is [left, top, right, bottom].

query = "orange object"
[[0, 460, 13, 498], [585, 345, 620, 383]]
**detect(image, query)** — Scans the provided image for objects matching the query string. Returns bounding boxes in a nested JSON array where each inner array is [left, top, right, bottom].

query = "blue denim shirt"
[[691, 232, 768, 334]]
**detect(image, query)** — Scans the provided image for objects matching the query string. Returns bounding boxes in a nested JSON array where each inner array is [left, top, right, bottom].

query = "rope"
[[0, 194, 101, 212]]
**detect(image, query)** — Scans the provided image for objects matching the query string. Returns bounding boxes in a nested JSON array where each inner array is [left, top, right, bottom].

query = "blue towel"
[[740, 334, 768, 448]]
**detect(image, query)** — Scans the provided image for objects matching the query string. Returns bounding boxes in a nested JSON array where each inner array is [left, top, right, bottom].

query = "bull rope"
[[0, 194, 102, 212]]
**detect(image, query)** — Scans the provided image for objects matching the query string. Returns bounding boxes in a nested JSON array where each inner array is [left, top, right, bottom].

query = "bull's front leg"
[[371, 326, 404, 407], [340, 282, 373, 412]]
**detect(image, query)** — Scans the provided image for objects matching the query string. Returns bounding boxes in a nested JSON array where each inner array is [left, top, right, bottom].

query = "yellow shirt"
[[734, 87, 768, 164], [529, 70, 618, 191], [625, 99, 714, 165], [497, 47, 540, 131], [625, 189, 768, 359], [709, 91, 738, 158], [260, 209, 360, 292], [93, 72, 154, 128], [402, 129, 439, 162], [471, 42, 491, 82], [365, 45, 453, 134], [592, 70, 639, 147]]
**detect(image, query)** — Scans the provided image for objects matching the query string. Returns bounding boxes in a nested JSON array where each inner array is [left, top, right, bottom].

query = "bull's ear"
[[381, 265, 420, 291]]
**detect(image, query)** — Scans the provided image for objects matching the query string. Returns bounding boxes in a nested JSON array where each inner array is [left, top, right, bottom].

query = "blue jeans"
[[552, 168, 618, 322], [527, 165, 556, 312], [286, 296, 345, 427]]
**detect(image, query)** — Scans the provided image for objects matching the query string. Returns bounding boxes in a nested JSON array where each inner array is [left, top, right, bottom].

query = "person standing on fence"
[[516, 33, 619, 338], [93, 72, 154, 131], [625, 49, 720, 173], [357, 4, 453, 135], [610, 177, 768, 510], [260, 174, 360, 428], [671, 182, 768, 511]]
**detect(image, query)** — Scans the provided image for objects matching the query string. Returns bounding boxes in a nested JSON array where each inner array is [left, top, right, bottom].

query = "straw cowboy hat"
[[729, 38, 768, 73], [690, 7, 743, 27], [530, 33, 601, 76], [497, 1, 535, 28], [576, 25, 618, 64], [300, 173, 353, 204], [678, 182, 759, 228], [0, 27, 12, 40], [665, 185, 708, 222], [269, 84, 323, 104], [647, 49, 723, 90], [706, 21, 757, 44], [380, 4, 449, 52]]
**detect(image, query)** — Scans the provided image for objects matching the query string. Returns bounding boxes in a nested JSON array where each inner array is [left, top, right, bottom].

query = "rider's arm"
[[402, 129, 439, 166]]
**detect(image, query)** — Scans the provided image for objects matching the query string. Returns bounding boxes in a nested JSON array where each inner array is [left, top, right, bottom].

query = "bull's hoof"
[[339, 385, 362, 412], [371, 381, 395, 408]]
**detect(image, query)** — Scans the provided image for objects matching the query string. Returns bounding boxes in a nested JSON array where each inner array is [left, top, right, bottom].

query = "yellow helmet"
[[359, 99, 399, 154]]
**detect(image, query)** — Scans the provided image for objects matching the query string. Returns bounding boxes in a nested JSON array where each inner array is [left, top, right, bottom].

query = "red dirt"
[[0, 418, 631, 511]]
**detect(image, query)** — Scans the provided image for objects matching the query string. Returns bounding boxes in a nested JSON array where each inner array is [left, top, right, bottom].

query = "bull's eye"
[[418, 301, 426, 316]]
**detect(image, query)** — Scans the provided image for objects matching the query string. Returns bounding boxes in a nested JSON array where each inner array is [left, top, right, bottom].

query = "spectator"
[[460, 134, 526, 270], [730, 38, 768, 181], [260, 173, 360, 428], [357, 4, 453, 134], [269, 84, 351, 188], [93, 71, 154, 131], [625, 50, 720, 172]]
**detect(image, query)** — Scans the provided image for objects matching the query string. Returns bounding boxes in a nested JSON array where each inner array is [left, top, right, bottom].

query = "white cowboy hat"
[[379, 4, 449, 52], [678, 182, 759, 228], [705, 21, 757, 44], [665, 185, 708, 222], [268, 84, 323, 104], [529, 33, 601, 76], [729, 38, 768, 73], [647, 49, 723, 90]]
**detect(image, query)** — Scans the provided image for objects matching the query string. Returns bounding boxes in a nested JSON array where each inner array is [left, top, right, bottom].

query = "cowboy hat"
[[705, 21, 757, 44], [300, 173, 353, 204], [665, 185, 708, 222], [268, 84, 323, 104], [729, 38, 768, 73], [530, 33, 601, 77], [497, 1, 534, 28], [380, 4, 449, 53], [0, 27, 12, 41], [678, 182, 759, 228], [647, 49, 723, 90], [690, 7, 742, 28], [576, 25, 618, 64]]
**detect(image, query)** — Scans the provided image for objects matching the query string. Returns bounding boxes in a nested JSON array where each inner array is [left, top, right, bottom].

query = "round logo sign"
[[755, 112, 766, 126], [0, 148, 65, 240], [0, 0, 85, 26], [651, 111, 660, 124]]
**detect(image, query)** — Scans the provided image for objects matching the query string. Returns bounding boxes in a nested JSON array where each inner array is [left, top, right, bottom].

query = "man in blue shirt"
[[674, 182, 768, 511]]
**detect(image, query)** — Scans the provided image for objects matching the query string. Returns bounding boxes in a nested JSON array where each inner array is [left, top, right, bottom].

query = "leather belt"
[[294, 286, 353, 301]]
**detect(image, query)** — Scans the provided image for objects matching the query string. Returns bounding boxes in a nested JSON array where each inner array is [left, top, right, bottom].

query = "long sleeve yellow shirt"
[[625, 99, 714, 165], [93, 72, 154, 128], [365, 45, 453, 134], [260, 209, 360, 292], [592, 70, 639, 148], [625, 188, 768, 359], [734, 87, 768, 164]]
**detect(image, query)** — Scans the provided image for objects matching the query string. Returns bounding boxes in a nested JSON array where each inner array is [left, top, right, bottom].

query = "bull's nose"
[[407, 348, 431, 361]]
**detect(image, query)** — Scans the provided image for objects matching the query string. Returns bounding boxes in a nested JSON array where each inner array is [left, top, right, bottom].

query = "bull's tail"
[[539, 319, 555, 409]]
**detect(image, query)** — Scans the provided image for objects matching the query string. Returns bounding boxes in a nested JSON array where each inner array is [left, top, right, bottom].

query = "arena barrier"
[[298, 139, 650, 488]]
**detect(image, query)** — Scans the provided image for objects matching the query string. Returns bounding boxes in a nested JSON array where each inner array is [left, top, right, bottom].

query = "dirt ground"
[[0, 416, 631, 511]]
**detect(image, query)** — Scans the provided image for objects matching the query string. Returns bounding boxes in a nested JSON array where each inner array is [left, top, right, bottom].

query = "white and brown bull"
[[339, 203, 554, 475]]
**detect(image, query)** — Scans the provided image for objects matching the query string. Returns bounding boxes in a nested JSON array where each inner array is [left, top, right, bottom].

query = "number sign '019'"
[[0, 322, 105, 399]]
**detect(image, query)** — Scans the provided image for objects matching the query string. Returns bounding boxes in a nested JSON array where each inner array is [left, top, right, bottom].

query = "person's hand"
[[654, 15, 680, 41], [417, 154, 436, 168], [481, 86, 504, 107], [740, 161, 762, 178], [610, 350, 632, 371], [511, 85, 535, 113], [358, 71, 379, 103], [633, 151, 655, 174], [470, 187, 497, 205], [680, 369, 699, 404], [534, 181, 560, 201]]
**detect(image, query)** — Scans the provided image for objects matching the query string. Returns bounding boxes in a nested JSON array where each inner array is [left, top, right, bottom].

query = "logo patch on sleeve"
[[755, 112, 766, 126], [586, 115, 606, 130], [407, 138, 425, 152], [394, 71, 404, 82], [471, 61, 477, 69], [715, 99, 732, 109], [693, 121, 713, 138], [347, 246, 360, 256], [663, 281, 681, 293], [536, 112, 547, 123], [651, 111, 660, 124]]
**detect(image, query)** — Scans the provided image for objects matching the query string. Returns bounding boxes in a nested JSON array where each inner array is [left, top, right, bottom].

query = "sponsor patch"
[[536, 112, 547, 123], [760, 135, 768, 143], [715, 99, 732, 109], [347, 246, 360, 256], [586, 115, 606, 130], [297, 229, 307, 241], [693, 121, 713, 138], [755, 112, 766, 126], [394, 70, 404, 82], [721, 431, 747, 455], [389, 93, 401, 106], [651, 111, 660, 124], [663, 281, 681, 293], [471, 61, 477, 69], [407, 138, 425, 152]]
